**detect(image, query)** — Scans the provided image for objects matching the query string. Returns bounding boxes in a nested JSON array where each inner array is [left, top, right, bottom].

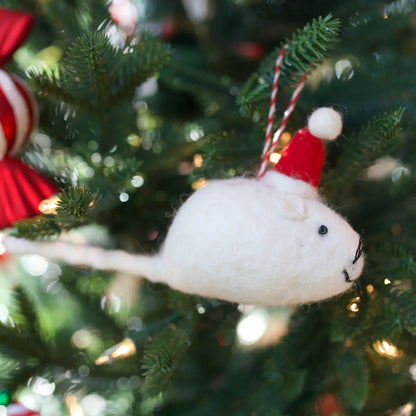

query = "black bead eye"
[[319, 225, 328, 235]]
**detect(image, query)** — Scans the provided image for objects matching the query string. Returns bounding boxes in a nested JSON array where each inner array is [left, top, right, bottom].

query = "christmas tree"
[[0, 0, 414, 415]]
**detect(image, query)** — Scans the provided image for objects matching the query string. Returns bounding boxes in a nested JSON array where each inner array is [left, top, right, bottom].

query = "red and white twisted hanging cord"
[[259, 44, 288, 171], [257, 47, 308, 179]]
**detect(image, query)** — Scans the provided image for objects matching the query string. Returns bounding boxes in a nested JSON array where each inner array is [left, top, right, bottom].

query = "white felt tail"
[[3, 236, 163, 282]]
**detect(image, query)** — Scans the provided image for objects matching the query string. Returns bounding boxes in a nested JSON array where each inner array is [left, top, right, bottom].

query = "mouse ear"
[[281, 193, 307, 221]]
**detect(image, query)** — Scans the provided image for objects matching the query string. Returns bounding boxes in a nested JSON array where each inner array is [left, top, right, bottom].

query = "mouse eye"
[[319, 225, 328, 235]]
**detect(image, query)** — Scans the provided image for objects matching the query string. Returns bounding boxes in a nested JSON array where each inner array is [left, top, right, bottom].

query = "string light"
[[348, 296, 360, 312], [366, 284, 374, 294], [269, 153, 281, 164], [38, 195, 60, 215], [95, 338, 136, 365], [384, 278, 392, 285], [191, 178, 207, 190], [65, 395, 84, 416], [349, 302, 359, 312], [280, 132, 292, 144], [373, 340, 403, 358], [237, 311, 268, 346], [391, 403, 414, 416], [193, 154, 203, 168]]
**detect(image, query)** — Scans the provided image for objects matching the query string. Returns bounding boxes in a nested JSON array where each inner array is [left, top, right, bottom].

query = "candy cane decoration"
[[257, 47, 308, 179]]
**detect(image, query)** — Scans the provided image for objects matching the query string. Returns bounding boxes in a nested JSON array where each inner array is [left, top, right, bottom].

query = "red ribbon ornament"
[[0, 8, 58, 229], [0, 9, 34, 67]]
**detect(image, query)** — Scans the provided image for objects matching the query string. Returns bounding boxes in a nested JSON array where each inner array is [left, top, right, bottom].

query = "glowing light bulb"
[[65, 395, 84, 416], [391, 403, 414, 416], [95, 338, 136, 365], [349, 303, 359, 312], [348, 297, 360, 312], [384, 278, 392, 285], [191, 178, 207, 190], [366, 284, 374, 294], [269, 153, 281, 164], [38, 195, 60, 215], [373, 340, 402, 358], [193, 154, 204, 168], [280, 132, 292, 144], [237, 311, 268, 346]]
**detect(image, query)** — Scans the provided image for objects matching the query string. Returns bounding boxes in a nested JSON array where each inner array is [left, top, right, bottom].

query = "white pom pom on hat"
[[273, 107, 343, 189], [308, 107, 343, 140]]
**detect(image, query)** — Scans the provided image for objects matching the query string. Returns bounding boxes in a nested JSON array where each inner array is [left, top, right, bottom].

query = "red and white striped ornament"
[[0, 8, 58, 230], [0, 69, 38, 159], [6, 401, 40, 416]]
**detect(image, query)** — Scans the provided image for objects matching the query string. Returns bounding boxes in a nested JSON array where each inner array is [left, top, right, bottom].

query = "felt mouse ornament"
[[3, 107, 365, 306], [0, 9, 58, 229]]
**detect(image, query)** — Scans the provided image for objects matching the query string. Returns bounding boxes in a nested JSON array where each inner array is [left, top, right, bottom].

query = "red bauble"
[[0, 9, 34, 67], [159, 18, 176, 41], [233, 42, 265, 60], [316, 393, 341, 416]]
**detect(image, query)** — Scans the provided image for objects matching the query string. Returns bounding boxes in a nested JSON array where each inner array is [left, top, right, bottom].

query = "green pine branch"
[[30, 70, 88, 111], [237, 14, 341, 119], [11, 187, 99, 240], [373, 243, 416, 282], [56, 186, 97, 218], [0, 322, 47, 362], [141, 324, 191, 397], [14, 287, 44, 344], [323, 108, 405, 195], [393, 291, 416, 336], [30, 32, 120, 111], [31, 31, 170, 112], [328, 349, 368, 412], [58, 267, 125, 341], [330, 294, 401, 345], [163, 61, 234, 112], [114, 33, 171, 101]]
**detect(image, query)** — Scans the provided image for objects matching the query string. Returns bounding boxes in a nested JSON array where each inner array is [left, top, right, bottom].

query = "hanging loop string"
[[257, 46, 308, 179]]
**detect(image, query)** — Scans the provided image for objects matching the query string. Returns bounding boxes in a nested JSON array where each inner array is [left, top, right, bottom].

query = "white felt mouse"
[[3, 108, 364, 306]]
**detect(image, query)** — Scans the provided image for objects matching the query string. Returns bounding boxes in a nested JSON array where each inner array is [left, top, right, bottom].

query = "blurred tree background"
[[0, 0, 415, 415]]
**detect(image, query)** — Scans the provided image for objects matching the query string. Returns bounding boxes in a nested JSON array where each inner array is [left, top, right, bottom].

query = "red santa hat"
[[274, 107, 343, 187]]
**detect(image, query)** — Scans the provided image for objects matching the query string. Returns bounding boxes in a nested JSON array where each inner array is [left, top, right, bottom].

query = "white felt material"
[[308, 107, 342, 140], [3, 236, 162, 281], [3, 173, 365, 306], [262, 170, 319, 200]]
